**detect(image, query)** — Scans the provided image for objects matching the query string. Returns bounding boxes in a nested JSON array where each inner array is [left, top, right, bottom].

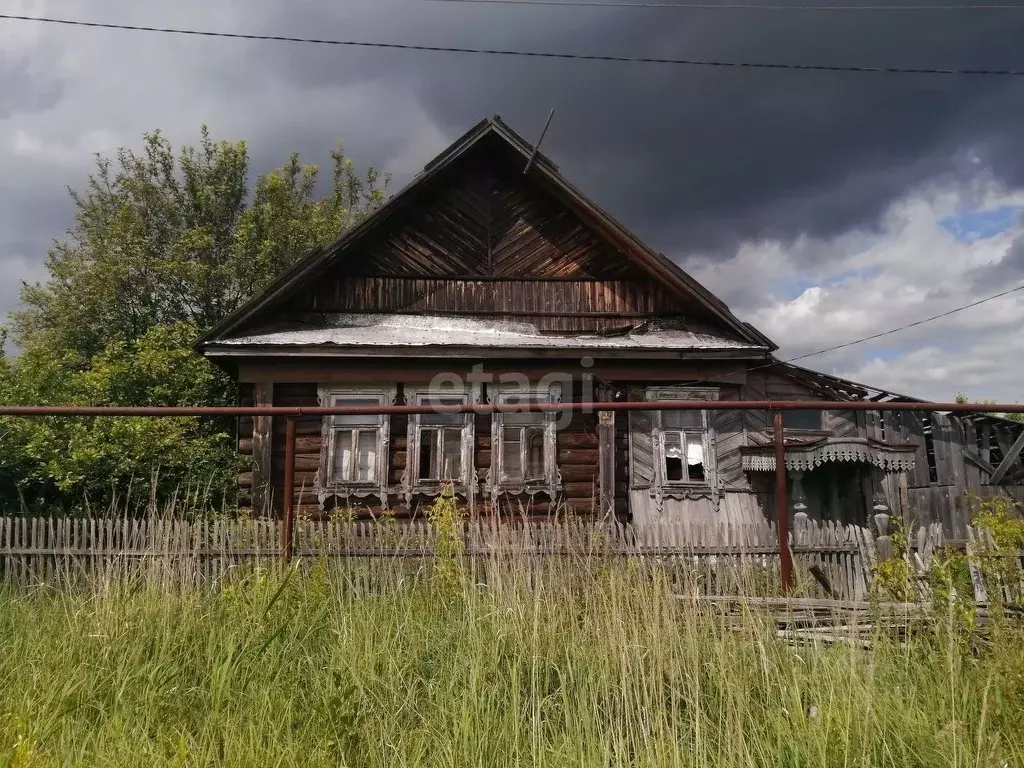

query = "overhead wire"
[[2, 13, 1024, 75], [3, 13, 1023, 391], [428, 0, 1024, 9], [695, 282, 1024, 388]]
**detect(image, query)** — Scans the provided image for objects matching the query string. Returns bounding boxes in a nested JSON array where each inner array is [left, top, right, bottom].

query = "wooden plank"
[[251, 382, 273, 517], [930, 414, 957, 487], [990, 428, 1024, 486], [902, 414, 931, 488], [597, 398, 616, 520]]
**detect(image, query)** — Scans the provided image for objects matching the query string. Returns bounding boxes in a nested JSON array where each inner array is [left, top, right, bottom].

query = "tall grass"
[[0, 556, 1021, 767]]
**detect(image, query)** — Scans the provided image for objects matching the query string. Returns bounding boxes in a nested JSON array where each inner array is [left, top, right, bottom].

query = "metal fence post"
[[773, 410, 793, 594], [281, 415, 296, 567]]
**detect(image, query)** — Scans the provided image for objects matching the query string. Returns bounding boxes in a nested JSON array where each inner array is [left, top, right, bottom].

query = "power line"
[[3, 13, 1024, 76], [700, 282, 1024, 387], [429, 0, 1024, 9], [786, 282, 1024, 364]]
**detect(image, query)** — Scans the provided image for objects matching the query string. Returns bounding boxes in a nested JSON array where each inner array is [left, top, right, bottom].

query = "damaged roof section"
[[204, 313, 771, 359]]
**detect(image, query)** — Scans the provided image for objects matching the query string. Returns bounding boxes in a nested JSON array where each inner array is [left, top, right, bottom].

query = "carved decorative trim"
[[487, 382, 563, 500], [741, 438, 917, 474], [315, 385, 398, 510], [403, 384, 478, 505]]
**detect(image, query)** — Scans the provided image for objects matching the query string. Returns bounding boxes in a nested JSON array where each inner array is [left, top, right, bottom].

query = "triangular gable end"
[[198, 117, 776, 349]]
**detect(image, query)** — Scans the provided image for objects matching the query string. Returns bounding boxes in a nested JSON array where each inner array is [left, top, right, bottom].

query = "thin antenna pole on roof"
[[523, 108, 555, 174]]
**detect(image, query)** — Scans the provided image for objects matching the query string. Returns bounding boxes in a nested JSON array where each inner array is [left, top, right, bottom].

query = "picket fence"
[[0, 515, 1020, 602]]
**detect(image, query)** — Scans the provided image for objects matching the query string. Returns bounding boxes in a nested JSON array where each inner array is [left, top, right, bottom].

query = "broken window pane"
[[664, 432, 685, 482], [687, 439, 705, 482], [418, 426, 464, 483]]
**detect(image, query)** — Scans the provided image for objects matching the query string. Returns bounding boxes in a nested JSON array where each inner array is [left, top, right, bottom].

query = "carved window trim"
[[488, 382, 562, 496], [630, 387, 719, 497], [316, 385, 397, 506], [404, 385, 477, 496]]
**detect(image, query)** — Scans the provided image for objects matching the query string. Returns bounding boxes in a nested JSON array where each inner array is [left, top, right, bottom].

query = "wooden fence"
[[1, 515, 1021, 603]]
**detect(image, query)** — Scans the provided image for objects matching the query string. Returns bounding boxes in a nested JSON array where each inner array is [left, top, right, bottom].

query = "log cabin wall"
[[238, 371, 603, 521], [236, 363, 1022, 536]]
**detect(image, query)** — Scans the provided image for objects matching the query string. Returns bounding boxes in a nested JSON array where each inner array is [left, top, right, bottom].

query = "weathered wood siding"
[[712, 384, 745, 489], [235, 363, 1019, 536], [263, 141, 736, 337], [241, 376, 602, 520], [283, 277, 695, 332]]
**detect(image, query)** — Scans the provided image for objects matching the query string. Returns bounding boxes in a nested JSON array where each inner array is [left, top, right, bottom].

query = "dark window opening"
[[418, 427, 463, 482], [665, 456, 684, 482], [922, 413, 939, 483], [783, 410, 822, 431], [663, 430, 706, 483]]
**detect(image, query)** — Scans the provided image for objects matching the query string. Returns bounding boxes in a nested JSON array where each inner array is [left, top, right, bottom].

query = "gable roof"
[[197, 116, 777, 351]]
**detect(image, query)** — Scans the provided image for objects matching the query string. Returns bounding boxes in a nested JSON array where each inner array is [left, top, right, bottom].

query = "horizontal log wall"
[[291, 277, 694, 332], [248, 380, 603, 520], [233, 365, 1008, 537]]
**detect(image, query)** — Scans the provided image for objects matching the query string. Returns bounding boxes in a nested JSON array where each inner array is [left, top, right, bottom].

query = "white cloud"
[[688, 179, 1024, 402]]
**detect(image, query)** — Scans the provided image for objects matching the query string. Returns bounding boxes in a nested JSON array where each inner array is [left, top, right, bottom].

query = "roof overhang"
[[204, 345, 768, 361], [202, 313, 769, 361]]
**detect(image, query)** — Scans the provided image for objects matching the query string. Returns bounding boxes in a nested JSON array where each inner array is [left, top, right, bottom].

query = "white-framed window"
[[490, 383, 562, 490], [318, 387, 394, 491], [629, 387, 718, 491], [405, 387, 475, 489]]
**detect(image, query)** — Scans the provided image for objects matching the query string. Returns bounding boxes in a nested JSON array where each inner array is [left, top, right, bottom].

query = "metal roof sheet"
[[209, 314, 767, 353]]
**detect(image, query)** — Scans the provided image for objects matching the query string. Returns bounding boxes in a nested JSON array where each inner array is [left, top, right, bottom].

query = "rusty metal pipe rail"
[[3, 399, 1022, 593], [1, 400, 1023, 417]]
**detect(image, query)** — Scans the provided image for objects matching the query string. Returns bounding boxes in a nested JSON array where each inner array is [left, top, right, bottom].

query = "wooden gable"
[[201, 117, 774, 345], [279, 137, 695, 332]]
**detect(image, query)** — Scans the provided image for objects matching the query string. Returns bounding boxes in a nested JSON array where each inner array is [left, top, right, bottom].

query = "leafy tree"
[[955, 393, 1024, 424], [0, 128, 389, 514], [11, 127, 388, 360]]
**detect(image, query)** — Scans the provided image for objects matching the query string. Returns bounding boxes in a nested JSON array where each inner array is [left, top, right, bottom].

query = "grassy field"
[[0, 558, 1022, 768]]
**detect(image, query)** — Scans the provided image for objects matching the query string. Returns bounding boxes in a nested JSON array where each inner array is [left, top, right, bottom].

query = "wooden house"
[[198, 117, 1024, 536]]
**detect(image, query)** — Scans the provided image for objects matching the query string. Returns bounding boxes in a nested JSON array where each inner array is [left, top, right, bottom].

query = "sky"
[[1, 0, 1024, 401]]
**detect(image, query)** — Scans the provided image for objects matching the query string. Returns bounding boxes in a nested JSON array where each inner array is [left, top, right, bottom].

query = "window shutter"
[[629, 409, 657, 489]]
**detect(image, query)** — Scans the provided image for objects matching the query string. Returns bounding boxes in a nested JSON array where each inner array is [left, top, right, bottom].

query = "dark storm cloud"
[[247, 1, 1024, 257]]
